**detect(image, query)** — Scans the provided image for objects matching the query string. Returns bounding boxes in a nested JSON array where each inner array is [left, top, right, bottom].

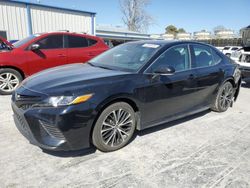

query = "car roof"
[[34, 31, 96, 38], [128, 40, 215, 48]]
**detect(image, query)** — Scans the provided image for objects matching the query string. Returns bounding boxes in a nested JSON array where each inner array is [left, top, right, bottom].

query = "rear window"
[[68, 35, 88, 48]]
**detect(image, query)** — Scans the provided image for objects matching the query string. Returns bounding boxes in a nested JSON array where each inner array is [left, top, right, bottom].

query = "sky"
[[15, 0, 250, 34]]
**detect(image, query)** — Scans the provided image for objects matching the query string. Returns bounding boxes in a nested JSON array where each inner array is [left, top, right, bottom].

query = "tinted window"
[[36, 35, 63, 49], [68, 35, 88, 48], [14, 34, 39, 48], [89, 43, 160, 72], [193, 45, 215, 68], [149, 45, 190, 73], [231, 47, 239, 51], [87, 38, 97, 46], [223, 47, 230, 50]]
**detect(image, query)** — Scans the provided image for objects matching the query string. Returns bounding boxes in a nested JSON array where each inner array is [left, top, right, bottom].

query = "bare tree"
[[120, 0, 153, 33]]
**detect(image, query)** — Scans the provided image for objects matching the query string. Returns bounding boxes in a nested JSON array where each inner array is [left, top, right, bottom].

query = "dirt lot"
[[0, 83, 250, 188]]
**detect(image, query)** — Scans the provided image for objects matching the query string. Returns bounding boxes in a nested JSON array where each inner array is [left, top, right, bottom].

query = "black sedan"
[[11, 41, 241, 152]]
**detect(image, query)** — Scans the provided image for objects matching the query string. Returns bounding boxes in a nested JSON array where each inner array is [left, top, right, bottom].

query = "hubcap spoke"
[[101, 108, 133, 147], [0, 73, 19, 92]]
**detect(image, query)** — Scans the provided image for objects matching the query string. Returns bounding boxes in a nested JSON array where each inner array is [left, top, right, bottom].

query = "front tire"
[[92, 102, 136, 152], [0, 68, 23, 95], [211, 82, 234, 112]]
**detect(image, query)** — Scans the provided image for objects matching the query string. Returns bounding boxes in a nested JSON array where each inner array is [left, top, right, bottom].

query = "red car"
[[0, 32, 109, 95]]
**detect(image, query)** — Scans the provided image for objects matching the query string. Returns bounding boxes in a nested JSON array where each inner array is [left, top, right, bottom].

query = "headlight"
[[44, 94, 93, 107]]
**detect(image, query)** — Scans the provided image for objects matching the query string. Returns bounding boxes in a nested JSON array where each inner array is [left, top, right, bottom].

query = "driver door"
[[141, 44, 200, 128], [25, 34, 67, 75]]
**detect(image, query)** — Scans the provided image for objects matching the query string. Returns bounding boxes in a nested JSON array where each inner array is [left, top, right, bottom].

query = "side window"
[[68, 35, 88, 48], [87, 38, 97, 46], [149, 45, 190, 73], [211, 49, 222, 65], [192, 45, 215, 68], [36, 35, 63, 50]]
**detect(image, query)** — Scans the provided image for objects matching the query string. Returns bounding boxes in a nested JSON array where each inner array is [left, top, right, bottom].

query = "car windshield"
[[13, 34, 40, 48], [89, 42, 161, 72]]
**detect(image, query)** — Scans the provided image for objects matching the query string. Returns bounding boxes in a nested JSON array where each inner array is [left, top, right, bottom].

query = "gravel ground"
[[0, 83, 250, 188]]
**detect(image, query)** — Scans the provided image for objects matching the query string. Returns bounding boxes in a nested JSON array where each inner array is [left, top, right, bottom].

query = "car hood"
[[0, 36, 13, 48], [21, 63, 130, 95]]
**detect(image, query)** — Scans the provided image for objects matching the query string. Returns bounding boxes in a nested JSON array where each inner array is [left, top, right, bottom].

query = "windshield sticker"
[[142, 44, 160, 48]]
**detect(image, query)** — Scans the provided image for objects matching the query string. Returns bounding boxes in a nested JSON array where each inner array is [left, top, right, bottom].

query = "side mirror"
[[30, 44, 40, 51], [154, 65, 175, 75]]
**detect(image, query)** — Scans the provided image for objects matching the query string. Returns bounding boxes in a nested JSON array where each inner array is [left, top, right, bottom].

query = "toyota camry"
[[11, 41, 241, 152]]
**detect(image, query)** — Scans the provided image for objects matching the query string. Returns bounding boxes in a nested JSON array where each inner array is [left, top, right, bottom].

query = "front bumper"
[[12, 101, 97, 151]]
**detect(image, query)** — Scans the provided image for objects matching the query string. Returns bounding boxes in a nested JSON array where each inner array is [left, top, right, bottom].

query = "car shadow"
[[42, 146, 97, 158]]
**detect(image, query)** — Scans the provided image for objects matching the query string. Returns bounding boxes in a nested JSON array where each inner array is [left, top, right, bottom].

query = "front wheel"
[[0, 68, 23, 95], [211, 82, 234, 112], [92, 102, 136, 152]]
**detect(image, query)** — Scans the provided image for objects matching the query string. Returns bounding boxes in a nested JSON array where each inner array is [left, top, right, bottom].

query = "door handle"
[[57, 54, 66, 57]]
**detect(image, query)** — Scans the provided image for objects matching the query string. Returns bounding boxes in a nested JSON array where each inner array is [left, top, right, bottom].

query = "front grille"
[[39, 120, 65, 140], [19, 104, 34, 111]]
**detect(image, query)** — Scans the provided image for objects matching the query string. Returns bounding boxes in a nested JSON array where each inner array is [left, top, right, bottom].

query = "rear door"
[[26, 34, 67, 74], [65, 34, 102, 64], [190, 44, 224, 106]]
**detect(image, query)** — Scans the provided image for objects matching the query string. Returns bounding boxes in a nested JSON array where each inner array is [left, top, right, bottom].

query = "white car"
[[222, 46, 242, 57], [231, 48, 250, 80]]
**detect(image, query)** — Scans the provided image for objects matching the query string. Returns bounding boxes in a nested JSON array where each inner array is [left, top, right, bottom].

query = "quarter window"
[[87, 38, 97, 46], [149, 45, 190, 73], [68, 35, 88, 48], [192, 45, 221, 68], [36, 35, 63, 49]]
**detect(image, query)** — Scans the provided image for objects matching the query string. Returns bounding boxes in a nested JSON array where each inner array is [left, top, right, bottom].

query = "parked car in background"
[[0, 36, 12, 50], [230, 25, 250, 81], [231, 48, 250, 80], [0, 31, 109, 95], [12, 41, 241, 152], [222, 46, 241, 57]]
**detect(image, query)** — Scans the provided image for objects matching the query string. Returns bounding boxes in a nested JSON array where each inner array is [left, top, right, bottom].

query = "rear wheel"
[[92, 102, 136, 152], [211, 82, 234, 112], [0, 68, 23, 95]]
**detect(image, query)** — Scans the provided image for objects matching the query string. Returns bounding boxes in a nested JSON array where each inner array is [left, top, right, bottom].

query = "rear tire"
[[92, 102, 136, 152], [211, 82, 234, 112], [0, 68, 23, 95]]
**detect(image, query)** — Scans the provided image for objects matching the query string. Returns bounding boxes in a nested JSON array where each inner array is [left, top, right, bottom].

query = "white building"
[[194, 31, 212, 40], [176, 33, 192, 40], [214, 30, 235, 39], [0, 0, 96, 40]]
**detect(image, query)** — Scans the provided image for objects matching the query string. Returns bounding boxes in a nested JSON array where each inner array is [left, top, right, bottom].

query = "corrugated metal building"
[[0, 0, 96, 40]]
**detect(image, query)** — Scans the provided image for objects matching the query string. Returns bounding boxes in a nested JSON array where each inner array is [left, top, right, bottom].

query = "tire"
[[226, 53, 231, 57], [211, 82, 234, 112], [0, 68, 23, 95], [92, 102, 136, 152]]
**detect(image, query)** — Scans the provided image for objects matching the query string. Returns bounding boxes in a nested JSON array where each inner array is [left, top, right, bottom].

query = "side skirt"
[[137, 106, 210, 131]]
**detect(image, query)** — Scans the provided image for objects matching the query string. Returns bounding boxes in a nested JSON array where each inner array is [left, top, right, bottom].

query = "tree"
[[213, 25, 226, 33], [165, 25, 178, 35], [120, 0, 153, 33], [178, 28, 186, 33]]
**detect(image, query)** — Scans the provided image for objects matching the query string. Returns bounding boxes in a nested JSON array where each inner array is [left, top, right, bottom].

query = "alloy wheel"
[[0, 73, 20, 92], [101, 109, 134, 147], [219, 83, 234, 111]]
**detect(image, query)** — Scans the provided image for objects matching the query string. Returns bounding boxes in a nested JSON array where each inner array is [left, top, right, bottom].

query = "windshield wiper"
[[88, 62, 114, 70]]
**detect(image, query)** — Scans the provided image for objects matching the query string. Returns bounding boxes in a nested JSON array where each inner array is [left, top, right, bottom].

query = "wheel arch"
[[89, 96, 141, 144], [0, 66, 25, 79]]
